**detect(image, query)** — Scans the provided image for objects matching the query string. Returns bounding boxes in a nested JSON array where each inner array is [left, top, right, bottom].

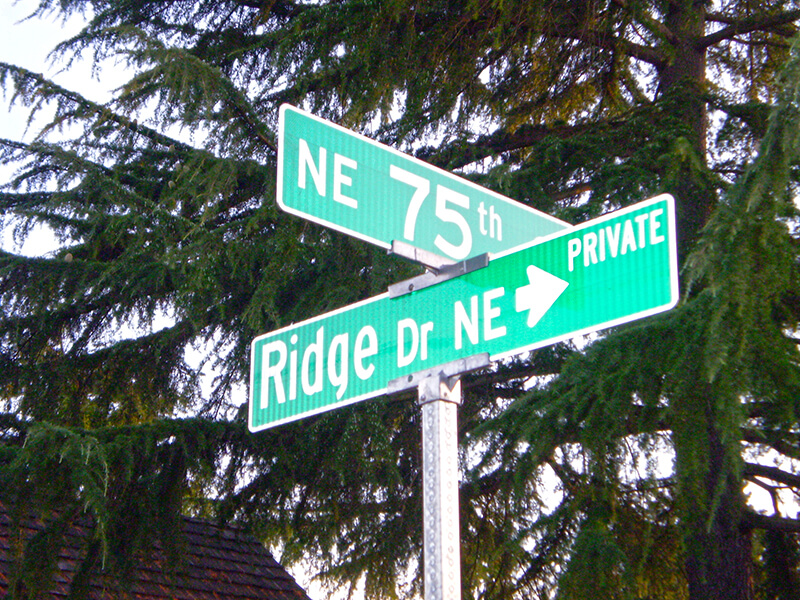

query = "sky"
[[2, 2, 96, 140], [1, 1, 115, 256]]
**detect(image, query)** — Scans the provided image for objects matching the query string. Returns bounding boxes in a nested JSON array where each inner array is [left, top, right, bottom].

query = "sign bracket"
[[389, 240, 455, 273], [387, 353, 490, 395], [388, 252, 489, 299]]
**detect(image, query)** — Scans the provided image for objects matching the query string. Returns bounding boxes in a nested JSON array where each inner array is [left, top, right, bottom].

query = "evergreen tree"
[[2, 1, 800, 599]]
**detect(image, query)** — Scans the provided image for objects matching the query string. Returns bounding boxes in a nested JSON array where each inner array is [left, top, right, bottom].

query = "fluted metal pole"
[[418, 373, 462, 600]]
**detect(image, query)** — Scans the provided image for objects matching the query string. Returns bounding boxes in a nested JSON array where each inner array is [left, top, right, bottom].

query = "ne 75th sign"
[[249, 195, 679, 431], [277, 104, 569, 261]]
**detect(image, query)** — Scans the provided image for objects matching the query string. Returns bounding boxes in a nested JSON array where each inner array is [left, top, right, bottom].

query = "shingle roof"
[[0, 505, 313, 600]]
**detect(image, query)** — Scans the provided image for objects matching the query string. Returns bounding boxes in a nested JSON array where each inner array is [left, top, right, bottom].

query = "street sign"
[[250, 195, 678, 431], [277, 104, 570, 261]]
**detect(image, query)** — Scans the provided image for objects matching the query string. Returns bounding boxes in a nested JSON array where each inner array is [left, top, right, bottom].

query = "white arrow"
[[515, 265, 569, 328]]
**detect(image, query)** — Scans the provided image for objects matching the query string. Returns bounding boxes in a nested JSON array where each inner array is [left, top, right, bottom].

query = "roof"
[[0, 505, 313, 600]]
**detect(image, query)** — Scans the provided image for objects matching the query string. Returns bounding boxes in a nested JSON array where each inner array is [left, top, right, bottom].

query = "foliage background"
[[2, 1, 800, 600]]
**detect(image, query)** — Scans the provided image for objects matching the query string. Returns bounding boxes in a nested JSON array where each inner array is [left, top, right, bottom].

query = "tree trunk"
[[658, 0, 715, 259], [656, 5, 754, 595], [673, 384, 753, 600], [682, 415, 753, 600]]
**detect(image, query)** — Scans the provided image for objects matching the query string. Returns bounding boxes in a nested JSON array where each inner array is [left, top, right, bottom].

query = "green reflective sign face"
[[249, 195, 679, 431], [277, 104, 569, 260]]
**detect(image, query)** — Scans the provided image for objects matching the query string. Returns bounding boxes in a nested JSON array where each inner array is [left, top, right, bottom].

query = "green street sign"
[[277, 104, 569, 261], [250, 195, 678, 431]]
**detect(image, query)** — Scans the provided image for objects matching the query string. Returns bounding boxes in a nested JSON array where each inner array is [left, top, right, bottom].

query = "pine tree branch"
[[0, 63, 193, 154], [417, 121, 598, 170], [742, 428, 800, 461], [743, 462, 800, 490], [546, 27, 666, 68], [463, 351, 575, 396], [552, 183, 594, 202], [610, 0, 678, 44], [706, 11, 799, 37], [512, 2, 668, 67], [545, 458, 579, 491], [0, 413, 28, 439], [226, 100, 277, 152], [747, 475, 782, 514], [743, 510, 800, 533], [700, 9, 800, 48], [227, 0, 305, 18]]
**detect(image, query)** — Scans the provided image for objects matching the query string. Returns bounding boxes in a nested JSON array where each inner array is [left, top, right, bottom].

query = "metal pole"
[[418, 373, 462, 600]]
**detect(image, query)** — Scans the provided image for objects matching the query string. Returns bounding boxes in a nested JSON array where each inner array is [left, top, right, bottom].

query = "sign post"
[[252, 192, 678, 599], [262, 108, 680, 600], [418, 373, 463, 600], [277, 104, 569, 261], [384, 353, 489, 600]]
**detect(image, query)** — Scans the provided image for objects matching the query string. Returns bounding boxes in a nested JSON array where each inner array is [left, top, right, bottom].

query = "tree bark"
[[659, 0, 715, 259], [658, 10, 753, 596], [680, 412, 754, 600]]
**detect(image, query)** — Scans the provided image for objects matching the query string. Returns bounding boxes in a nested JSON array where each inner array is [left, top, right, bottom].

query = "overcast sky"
[[0, 1, 128, 142], [3, 1, 77, 140], [1, 2, 114, 255]]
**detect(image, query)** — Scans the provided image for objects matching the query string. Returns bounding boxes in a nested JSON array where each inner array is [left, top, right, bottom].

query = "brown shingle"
[[0, 504, 312, 600]]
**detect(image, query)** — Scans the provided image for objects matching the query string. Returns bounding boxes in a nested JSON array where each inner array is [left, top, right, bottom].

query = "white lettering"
[[621, 219, 637, 254], [598, 227, 606, 262], [483, 287, 506, 341], [289, 334, 298, 401], [489, 205, 502, 240], [605, 223, 621, 258], [298, 139, 326, 196], [434, 186, 472, 260], [564, 207, 668, 273], [327, 333, 349, 400], [568, 238, 581, 272], [420, 321, 433, 361], [301, 326, 325, 396], [260, 340, 287, 408], [390, 165, 429, 242], [455, 296, 479, 349], [478, 202, 488, 235], [333, 153, 358, 208], [650, 208, 665, 244], [583, 232, 599, 268], [354, 326, 378, 380], [635, 213, 649, 248], [398, 318, 419, 368]]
